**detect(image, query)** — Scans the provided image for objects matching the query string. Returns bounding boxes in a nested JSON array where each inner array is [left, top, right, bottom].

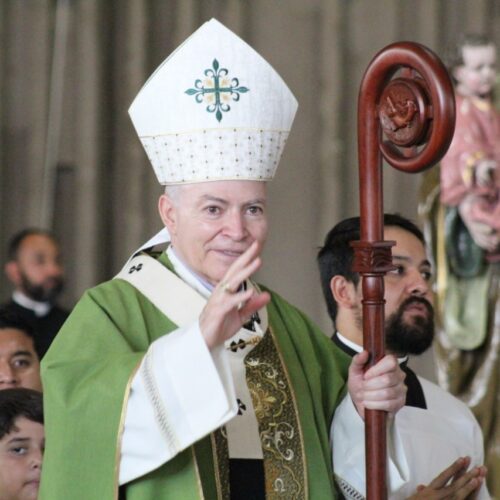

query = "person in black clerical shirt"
[[317, 214, 489, 499], [1, 229, 69, 358]]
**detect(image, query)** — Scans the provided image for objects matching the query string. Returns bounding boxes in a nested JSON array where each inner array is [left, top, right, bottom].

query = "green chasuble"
[[39, 253, 349, 499]]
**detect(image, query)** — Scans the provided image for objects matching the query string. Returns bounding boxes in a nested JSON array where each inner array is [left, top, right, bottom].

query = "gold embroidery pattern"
[[211, 428, 230, 500], [245, 331, 305, 499]]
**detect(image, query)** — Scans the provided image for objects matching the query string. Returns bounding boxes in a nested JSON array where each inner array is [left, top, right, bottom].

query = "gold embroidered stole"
[[246, 329, 306, 499], [208, 328, 307, 499]]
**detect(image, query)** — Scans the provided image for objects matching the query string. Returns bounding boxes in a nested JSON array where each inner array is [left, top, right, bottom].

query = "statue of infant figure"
[[441, 35, 500, 259], [420, 34, 499, 498]]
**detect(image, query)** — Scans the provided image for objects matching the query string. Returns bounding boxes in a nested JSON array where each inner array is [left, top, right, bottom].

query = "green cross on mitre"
[[185, 59, 249, 122]]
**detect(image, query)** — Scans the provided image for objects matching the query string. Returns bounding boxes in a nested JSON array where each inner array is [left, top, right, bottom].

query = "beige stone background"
[[1, 0, 499, 381]]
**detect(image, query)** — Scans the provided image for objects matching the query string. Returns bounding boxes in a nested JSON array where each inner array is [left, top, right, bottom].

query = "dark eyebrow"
[[392, 255, 410, 263], [11, 350, 34, 358], [6, 437, 30, 445], [393, 255, 432, 268]]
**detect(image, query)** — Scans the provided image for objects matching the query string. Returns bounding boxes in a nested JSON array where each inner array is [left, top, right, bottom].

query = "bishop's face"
[[454, 43, 497, 98], [159, 180, 268, 286]]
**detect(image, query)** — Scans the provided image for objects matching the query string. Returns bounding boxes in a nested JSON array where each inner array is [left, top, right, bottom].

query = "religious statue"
[[441, 35, 500, 259], [420, 33, 500, 497]]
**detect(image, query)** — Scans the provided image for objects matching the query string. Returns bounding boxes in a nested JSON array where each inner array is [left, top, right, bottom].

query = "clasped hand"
[[348, 351, 407, 418]]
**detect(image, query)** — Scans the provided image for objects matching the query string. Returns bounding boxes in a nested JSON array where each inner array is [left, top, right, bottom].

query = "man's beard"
[[20, 271, 64, 303], [385, 296, 435, 356]]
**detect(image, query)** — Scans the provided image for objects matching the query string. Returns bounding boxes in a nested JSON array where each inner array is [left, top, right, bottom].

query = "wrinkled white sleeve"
[[331, 395, 409, 499], [119, 321, 237, 485], [471, 416, 490, 500]]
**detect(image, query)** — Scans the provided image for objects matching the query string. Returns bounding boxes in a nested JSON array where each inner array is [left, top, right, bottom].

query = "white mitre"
[[129, 18, 298, 185]]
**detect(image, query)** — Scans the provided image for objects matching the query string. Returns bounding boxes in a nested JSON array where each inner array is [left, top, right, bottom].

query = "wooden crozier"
[[353, 42, 455, 499]]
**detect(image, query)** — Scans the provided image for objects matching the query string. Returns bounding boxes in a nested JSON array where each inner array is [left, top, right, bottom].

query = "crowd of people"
[[0, 19, 494, 500], [0, 228, 67, 499]]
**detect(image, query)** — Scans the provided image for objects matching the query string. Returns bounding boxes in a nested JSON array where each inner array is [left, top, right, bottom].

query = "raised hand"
[[199, 241, 270, 349], [348, 351, 407, 418]]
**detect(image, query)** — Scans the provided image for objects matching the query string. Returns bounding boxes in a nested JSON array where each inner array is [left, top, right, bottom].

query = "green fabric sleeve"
[[39, 279, 179, 499]]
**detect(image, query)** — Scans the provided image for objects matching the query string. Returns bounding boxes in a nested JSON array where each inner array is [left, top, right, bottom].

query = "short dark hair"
[[317, 214, 424, 325], [446, 34, 494, 75], [0, 309, 35, 341], [0, 388, 43, 440], [7, 228, 58, 261]]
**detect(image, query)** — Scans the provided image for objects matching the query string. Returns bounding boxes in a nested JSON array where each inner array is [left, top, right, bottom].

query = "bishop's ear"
[[329, 275, 358, 309], [158, 193, 178, 236]]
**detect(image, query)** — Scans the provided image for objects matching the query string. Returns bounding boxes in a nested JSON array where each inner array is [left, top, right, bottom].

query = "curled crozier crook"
[[354, 42, 455, 499], [371, 42, 455, 172]]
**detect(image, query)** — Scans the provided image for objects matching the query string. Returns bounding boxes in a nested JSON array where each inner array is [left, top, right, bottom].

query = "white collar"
[[166, 245, 213, 298], [126, 227, 211, 297], [336, 331, 363, 353], [12, 291, 51, 317], [336, 331, 408, 364]]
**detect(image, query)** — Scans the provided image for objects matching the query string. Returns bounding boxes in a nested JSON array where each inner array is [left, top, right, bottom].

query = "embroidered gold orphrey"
[[245, 329, 306, 499], [208, 328, 307, 499]]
